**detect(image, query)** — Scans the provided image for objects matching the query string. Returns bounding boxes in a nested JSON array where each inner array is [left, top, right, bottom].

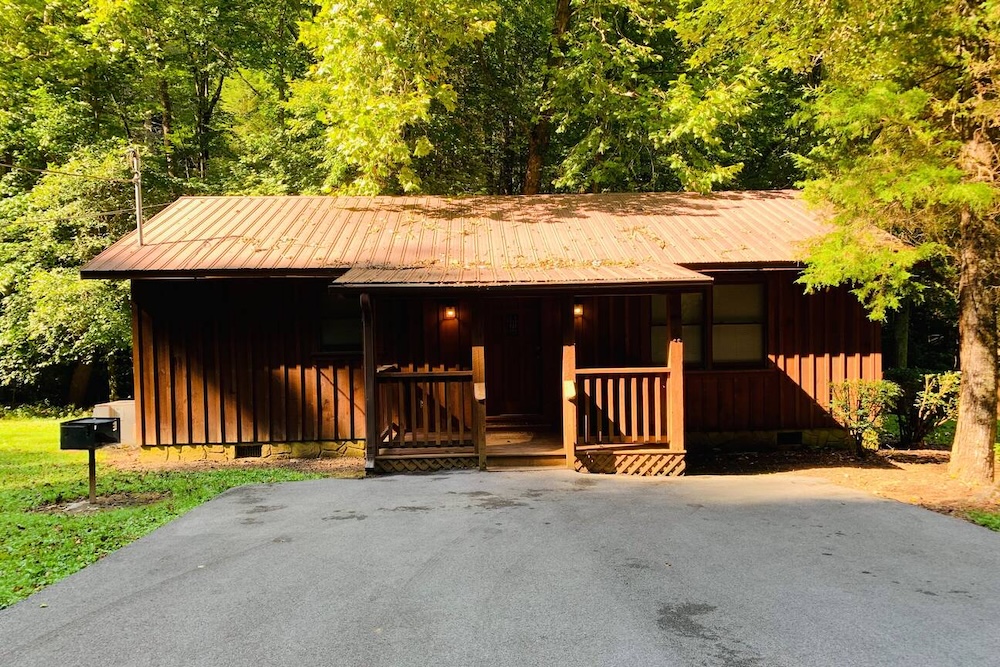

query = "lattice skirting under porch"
[[373, 457, 479, 473], [575, 450, 686, 476]]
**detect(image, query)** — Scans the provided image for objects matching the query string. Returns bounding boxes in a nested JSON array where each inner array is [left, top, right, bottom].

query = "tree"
[[84, 0, 311, 180], [0, 142, 151, 402], [294, 0, 804, 195], [294, 0, 499, 193], [0, 0, 316, 403], [675, 0, 1000, 484]]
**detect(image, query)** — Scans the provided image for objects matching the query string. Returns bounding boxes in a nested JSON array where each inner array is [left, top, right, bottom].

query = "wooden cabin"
[[81, 192, 881, 475]]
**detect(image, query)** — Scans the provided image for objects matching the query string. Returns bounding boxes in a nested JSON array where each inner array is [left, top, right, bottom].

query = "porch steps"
[[486, 453, 566, 470]]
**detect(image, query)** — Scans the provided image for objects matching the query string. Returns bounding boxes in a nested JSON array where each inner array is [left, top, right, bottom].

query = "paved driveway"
[[2, 471, 999, 667]]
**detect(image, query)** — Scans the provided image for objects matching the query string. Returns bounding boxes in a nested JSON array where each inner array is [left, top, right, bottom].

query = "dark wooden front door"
[[485, 299, 544, 417]]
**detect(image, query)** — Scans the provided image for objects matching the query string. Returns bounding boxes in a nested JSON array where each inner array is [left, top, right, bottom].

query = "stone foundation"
[[686, 428, 849, 452], [139, 440, 365, 463]]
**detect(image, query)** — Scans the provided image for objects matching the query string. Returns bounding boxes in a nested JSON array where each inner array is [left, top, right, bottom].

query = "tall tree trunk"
[[949, 207, 997, 484], [160, 77, 175, 178], [524, 119, 551, 195], [107, 353, 119, 402], [68, 363, 93, 407], [193, 73, 226, 179], [895, 301, 909, 369], [523, 0, 572, 195]]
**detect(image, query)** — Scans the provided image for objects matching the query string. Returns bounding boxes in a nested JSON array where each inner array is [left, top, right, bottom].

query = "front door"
[[485, 299, 544, 418]]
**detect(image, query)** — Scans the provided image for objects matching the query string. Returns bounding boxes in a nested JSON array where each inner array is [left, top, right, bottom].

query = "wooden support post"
[[361, 293, 378, 469], [88, 448, 97, 504], [667, 292, 685, 453], [130, 283, 143, 447], [472, 300, 487, 471], [562, 297, 577, 469]]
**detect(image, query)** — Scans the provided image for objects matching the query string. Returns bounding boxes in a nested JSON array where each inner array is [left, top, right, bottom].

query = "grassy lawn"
[[0, 418, 331, 609]]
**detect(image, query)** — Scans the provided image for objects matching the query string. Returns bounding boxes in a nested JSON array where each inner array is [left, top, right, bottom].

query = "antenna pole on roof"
[[128, 147, 144, 246]]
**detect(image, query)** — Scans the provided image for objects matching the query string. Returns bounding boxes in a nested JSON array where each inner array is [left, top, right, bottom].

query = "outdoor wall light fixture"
[[443, 306, 457, 320], [573, 303, 584, 317]]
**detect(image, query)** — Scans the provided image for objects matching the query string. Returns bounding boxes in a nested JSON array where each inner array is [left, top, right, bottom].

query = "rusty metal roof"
[[80, 191, 828, 285], [335, 263, 710, 288]]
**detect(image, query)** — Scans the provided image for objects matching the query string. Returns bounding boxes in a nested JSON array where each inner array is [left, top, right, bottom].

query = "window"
[[320, 293, 363, 353], [651, 293, 705, 365], [651, 295, 668, 365], [681, 292, 705, 364], [650, 284, 765, 367], [711, 284, 765, 364]]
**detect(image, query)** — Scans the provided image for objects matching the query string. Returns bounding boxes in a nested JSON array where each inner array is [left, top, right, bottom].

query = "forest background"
[[1, 0, 996, 481]]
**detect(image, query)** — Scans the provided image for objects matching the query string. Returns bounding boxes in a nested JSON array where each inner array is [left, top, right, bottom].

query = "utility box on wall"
[[93, 400, 136, 446]]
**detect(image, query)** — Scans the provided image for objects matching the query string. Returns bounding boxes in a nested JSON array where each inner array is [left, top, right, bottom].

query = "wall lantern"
[[443, 305, 457, 320], [573, 303, 584, 318]]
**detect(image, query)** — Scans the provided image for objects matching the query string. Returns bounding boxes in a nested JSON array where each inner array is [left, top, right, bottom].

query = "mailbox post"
[[60, 417, 121, 504]]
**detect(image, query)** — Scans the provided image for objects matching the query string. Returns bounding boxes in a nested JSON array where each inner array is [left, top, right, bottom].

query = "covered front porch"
[[355, 291, 696, 475]]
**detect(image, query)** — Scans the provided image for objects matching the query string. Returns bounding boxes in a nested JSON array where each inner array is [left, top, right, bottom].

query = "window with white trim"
[[711, 283, 765, 364]]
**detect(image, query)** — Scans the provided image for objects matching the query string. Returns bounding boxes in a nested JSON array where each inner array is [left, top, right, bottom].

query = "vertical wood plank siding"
[[684, 272, 882, 432], [132, 279, 364, 446], [375, 297, 473, 372]]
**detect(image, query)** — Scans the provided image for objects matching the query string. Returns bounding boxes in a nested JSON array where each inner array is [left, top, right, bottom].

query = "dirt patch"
[[100, 444, 365, 477], [690, 448, 1000, 518], [36, 491, 170, 514]]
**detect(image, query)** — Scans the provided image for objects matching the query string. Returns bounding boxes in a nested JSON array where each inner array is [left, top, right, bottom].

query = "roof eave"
[[80, 268, 351, 280], [331, 277, 713, 294]]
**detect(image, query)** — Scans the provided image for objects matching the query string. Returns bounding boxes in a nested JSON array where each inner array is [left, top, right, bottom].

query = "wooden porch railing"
[[575, 367, 678, 448], [376, 370, 474, 450]]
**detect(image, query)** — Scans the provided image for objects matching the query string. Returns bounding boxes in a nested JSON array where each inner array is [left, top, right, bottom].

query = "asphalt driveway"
[[2, 470, 999, 667]]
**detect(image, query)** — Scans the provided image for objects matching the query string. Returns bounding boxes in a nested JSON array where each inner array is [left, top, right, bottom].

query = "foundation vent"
[[776, 431, 803, 446], [235, 444, 263, 459]]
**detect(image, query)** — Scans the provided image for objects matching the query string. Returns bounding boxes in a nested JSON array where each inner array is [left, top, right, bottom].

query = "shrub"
[[884, 369, 960, 448], [0, 401, 84, 420], [830, 379, 903, 455]]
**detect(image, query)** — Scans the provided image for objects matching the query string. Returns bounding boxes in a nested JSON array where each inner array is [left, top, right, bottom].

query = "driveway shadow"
[[686, 447, 901, 475]]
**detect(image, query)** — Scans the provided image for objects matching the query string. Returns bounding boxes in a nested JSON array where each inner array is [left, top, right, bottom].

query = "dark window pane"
[[321, 293, 362, 352]]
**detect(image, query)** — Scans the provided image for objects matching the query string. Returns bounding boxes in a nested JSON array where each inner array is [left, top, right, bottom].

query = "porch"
[[358, 294, 691, 475]]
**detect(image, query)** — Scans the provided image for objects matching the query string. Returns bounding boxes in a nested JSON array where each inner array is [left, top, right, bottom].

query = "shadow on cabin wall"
[[683, 273, 882, 457], [132, 278, 364, 448]]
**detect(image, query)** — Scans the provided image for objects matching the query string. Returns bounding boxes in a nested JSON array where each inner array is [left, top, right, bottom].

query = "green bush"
[[884, 369, 960, 448], [830, 379, 903, 455], [0, 401, 84, 420]]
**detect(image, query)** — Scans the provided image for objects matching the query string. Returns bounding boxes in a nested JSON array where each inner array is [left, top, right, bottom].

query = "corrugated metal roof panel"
[[333, 262, 710, 288], [80, 191, 828, 282]]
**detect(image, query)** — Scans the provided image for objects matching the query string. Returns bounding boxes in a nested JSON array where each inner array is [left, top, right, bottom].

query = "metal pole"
[[130, 148, 144, 246], [88, 448, 97, 504]]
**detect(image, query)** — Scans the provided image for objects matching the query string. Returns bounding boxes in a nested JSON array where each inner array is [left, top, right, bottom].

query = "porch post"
[[562, 297, 577, 469], [667, 292, 685, 453], [361, 293, 378, 469], [472, 299, 487, 470]]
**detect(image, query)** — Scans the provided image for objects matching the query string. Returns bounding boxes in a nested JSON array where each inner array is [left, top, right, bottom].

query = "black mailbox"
[[60, 417, 121, 450]]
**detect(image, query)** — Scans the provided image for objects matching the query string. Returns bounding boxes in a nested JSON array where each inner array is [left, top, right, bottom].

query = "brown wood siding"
[[132, 279, 364, 446], [375, 298, 473, 371], [575, 296, 653, 368], [375, 296, 562, 426], [684, 271, 882, 432]]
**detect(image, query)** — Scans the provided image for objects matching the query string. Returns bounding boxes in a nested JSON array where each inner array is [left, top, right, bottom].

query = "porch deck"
[[375, 429, 565, 470], [366, 297, 687, 476], [485, 429, 565, 469]]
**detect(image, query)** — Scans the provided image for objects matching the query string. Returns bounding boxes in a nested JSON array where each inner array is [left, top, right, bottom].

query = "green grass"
[[967, 511, 1000, 531], [0, 418, 331, 609]]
